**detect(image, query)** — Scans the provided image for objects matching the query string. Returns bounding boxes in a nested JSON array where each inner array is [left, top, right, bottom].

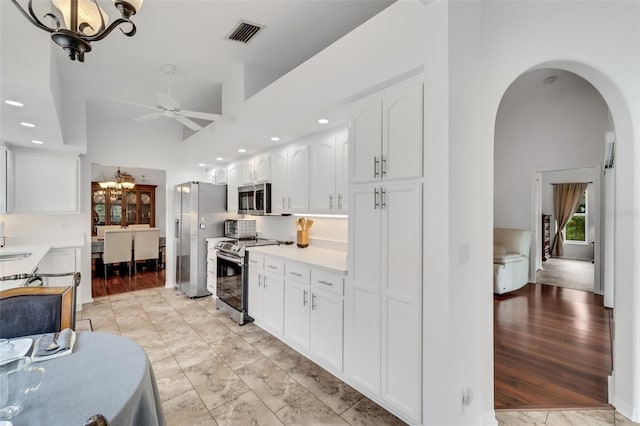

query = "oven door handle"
[[217, 252, 244, 266]]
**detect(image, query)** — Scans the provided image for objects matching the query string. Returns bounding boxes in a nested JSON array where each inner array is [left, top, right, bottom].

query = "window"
[[565, 190, 587, 244]]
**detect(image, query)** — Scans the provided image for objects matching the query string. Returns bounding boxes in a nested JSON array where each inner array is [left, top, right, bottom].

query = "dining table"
[[7, 331, 166, 426]]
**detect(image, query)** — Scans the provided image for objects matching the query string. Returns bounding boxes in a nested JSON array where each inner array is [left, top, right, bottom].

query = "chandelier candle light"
[[11, 0, 143, 62]]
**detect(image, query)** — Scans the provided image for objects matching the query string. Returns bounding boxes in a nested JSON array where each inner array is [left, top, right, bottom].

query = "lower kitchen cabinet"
[[248, 255, 284, 336], [283, 261, 344, 373], [206, 242, 217, 296]]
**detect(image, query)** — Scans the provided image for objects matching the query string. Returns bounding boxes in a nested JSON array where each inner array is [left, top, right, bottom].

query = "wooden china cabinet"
[[91, 182, 157, 236]]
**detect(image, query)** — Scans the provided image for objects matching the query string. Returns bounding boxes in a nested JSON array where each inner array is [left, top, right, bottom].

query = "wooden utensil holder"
[[296, 230, 309, 248]]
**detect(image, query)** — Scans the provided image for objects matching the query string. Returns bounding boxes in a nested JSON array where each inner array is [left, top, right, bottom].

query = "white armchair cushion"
[[493, 253, 526, 264], [493, 227, 531, 294]]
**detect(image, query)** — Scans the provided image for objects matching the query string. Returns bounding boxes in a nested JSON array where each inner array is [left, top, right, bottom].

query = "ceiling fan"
[[108, 64, 221, 131]]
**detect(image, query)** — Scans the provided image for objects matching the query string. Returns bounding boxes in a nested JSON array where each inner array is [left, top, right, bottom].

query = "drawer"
[[286, 261, 310, 283], [311, 270, 344, 296], [248, 252, 264, 269], [264, 256, 284, 276], [207, 252, 217, 263]]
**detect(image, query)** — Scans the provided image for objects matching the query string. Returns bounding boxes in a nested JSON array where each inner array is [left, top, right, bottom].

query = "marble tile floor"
[[536, 257, 594, 292], [80, 287, 406, 426], [81, 287, 638, 426]]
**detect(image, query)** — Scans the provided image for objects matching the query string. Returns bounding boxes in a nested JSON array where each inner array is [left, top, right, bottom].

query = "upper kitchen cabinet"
[[227, 163, 242, 213], [242, 155, 271, 184], [209, 168, 227, 185], [6, 148, 80, 213], [309, 129, 349, 213], [0, 146, 7, 214], [349, 78, 423, 184], [271, 145, 308, 214]]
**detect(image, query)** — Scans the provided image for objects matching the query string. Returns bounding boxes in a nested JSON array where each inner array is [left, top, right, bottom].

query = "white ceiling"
[[0, 0, 394, 153]]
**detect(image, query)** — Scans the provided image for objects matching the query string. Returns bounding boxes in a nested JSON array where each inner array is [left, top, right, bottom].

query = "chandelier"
[[99, 167, 135, 196], [11, 0, 143, 62]]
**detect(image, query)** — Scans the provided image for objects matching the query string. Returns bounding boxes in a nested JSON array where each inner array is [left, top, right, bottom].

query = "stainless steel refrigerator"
[[174, 182, 227, 298]]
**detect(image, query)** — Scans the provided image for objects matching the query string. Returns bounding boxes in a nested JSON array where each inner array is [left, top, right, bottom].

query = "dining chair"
[[129, 224, 150, 230], [97, 225, 121, 239], [103, 229, 133, 280], [133, 228, 160, 274], [0, 286, 74, 339]]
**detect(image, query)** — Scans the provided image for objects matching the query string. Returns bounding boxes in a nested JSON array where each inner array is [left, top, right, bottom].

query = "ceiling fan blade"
[[179, 110, 222, 121], [157, 92, 180, 110], [174, 115, 203, 131], [106, 97, 160, 112], [134, 112, 164, 122]]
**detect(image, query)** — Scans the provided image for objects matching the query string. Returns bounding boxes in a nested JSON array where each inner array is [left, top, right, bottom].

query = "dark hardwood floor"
[[91, 261, 166, 297], [494, 283, 613, 410]]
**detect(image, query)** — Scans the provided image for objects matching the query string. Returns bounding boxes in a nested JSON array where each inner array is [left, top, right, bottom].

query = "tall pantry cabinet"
[[346, 77, 423, 424]]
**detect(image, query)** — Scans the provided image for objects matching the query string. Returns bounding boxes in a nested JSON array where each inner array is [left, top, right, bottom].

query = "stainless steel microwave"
[[238, 183, 271, 216]]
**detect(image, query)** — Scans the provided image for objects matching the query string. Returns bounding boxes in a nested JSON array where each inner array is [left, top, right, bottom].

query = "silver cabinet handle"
[[303, 289, 308, 306], [317, 280, 333, 287], [338, 194, 343, 209], [291, 272, 302, 277], [311, 293, 317, 310], [258, 275, 262, 287], [288, 197, 292, 209], [374, 188, 379, 209], [382, 156, 387, 176], [267, 265, 278, 270], [329, 194, 334, 209], [381, 188, 386, 209], [282, 197, 286, 209], [374, 156, 380, 178], [263, 276, 267, 288]]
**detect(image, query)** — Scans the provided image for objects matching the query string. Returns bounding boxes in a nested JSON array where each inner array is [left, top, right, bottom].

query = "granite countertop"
[[247, 244, 347, 274]]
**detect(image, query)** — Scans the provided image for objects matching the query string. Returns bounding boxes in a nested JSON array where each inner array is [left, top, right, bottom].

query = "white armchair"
[[493, 227, 531, 295]]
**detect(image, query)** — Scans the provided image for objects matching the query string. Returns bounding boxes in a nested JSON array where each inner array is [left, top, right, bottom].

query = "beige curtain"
[[551, 182, 588, 256]]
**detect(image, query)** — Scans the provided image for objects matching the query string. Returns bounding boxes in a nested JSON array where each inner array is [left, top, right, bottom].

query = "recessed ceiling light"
[[270, 137, 280, 142], [216, 157, 224, 161], [317, 118, 329, 124], [20, 122, 35, 128], [198, 163, 206, 167], [32, 140, 44, 145], [238, 148, 246, 153], [5, 100, 24, 107]]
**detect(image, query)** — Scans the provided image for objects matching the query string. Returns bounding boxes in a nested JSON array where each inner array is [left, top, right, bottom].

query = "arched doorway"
[[492, 62, 631, 410]]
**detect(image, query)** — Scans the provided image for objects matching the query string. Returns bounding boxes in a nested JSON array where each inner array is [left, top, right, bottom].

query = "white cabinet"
[[248, 254, 284, 336], [206, 242, 217, 296], [284, 261, 344, 373], [0, 146, 7, 214], [6, 149, 80, 213], [309, 129, 348, 213], [37, 248, 79, 287], [226, 163, 242, 213], [270, 145, 308, 214], [349, 79, 423, 184], [345, 181, 423, 422], [209, 168, 227, 185], [242, 155, 271, 184]]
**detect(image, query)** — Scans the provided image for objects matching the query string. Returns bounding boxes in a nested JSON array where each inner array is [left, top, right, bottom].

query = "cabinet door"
[[247, 268, 263, 322], [271, 149, 288, 214], [311, 289, 343, 372], [139, 189, 154, 225], [227, 164, 242, 213], [125, 191, 138, 226], [309, 138, 336, 211], [349, 97, 382, 184], [382, 80, 423, 181], [335, 130, 349, 212], [284, 280, 311, 350], [254, 155, 271, 182], [241, 161, 254, 184], [345, 183, 382, 394], [287, 145, 308, 212], [381, 181, 422, 422], [92, 188, 107, 235], [214, 168, 227, 184], [262, 274, 284, 336]]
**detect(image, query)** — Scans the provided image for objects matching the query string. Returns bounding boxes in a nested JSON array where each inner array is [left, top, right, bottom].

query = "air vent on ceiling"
[[226, 20, 263, 44]]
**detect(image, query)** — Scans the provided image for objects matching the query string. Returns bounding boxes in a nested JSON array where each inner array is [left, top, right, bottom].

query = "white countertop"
[[247, 245, 347, 274]]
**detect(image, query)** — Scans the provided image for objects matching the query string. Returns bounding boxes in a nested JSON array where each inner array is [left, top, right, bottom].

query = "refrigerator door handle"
[[175, 219, 180, 237]]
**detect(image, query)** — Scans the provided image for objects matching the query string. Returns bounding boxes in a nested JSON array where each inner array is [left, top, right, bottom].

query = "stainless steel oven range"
[[214, 238, 277, 325]]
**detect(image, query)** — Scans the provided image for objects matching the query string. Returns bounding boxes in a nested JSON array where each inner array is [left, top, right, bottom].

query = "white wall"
[[255, 215, 347, 251], [494, 69, 610, 231]]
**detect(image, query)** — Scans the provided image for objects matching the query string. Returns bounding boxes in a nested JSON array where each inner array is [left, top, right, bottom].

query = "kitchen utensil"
[[46, 333, 59, 351], [304, 219, 314, 230]]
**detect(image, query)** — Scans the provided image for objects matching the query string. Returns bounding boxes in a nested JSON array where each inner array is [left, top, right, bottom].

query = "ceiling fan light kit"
[[11, 0, 143, 62]]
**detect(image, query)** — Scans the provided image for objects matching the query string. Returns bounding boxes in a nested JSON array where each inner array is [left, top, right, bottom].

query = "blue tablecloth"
[[10, 332, 166, 426]]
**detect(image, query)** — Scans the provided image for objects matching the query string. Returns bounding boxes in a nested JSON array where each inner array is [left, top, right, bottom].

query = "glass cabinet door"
[[110, 190, 122, 225], [125, 191, 138, 226], [139, 190, 152, 224], [92, 189, 107, 234]]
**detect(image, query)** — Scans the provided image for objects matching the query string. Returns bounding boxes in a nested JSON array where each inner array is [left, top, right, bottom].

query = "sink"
[[0, 252, 32, 262]]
